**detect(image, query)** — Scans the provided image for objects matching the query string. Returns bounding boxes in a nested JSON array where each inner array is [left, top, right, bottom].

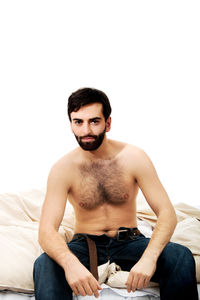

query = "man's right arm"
[[39, 161, 73, 266], [38, 160, 102, 297]]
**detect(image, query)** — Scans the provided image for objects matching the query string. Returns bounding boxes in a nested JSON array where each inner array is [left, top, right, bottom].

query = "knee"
[[175, 244, 195, 265], [33, 253, 53, 278], [34, 253, 48, 268], [33, 253, 71, 299], [162, 243, 196, 274]]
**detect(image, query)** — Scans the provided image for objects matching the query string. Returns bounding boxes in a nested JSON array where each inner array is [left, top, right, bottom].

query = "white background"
[[0, 1, 199, 206]]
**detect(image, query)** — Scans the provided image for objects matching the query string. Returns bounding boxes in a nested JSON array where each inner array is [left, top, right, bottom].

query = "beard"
[[74, 126, 106, 151]]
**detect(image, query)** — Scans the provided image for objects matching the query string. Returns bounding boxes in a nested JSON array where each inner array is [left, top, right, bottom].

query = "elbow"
[[38, 224, 57, 247], [169, 207, 178, 233], [38, 227, 45, 247], [38, 225, 50, 247], [159, 207, 177, 232], [173, 211, 178, 229]]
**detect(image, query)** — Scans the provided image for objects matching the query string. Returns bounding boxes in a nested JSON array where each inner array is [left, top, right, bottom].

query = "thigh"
[[34, 252, 66, 280], [68, 236, 90, 268], [68, 236, 109, 267], [154, 241, 196, 281], [33, 252, 71, 299], [110, 235, 150, 271], [153, 242, 198, 299], [110, 237, 195, 278]]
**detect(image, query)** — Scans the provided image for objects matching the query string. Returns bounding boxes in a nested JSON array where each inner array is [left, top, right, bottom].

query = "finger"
[[144, 276, 150, 289], [137, 276, 145, 290], [126, 272, 138, 293], [94, 290, 100, 298], [76, 284, 86, 297], [82, 282, 93, 296], [97, 285, 103, 291], [89, 279, 101, 298], [125, 274, 133, 293], [72, 286, 79, 296], [97, 283, 102, 290], [131, 274, 139, 292]]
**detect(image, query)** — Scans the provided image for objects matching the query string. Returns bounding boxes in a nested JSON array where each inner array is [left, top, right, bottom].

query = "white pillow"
[[0, 189, 74, 293]]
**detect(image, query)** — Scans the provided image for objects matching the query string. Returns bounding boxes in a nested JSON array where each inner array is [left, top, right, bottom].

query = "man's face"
[[74, 126, 107, 151], [70, 103, 111, 151]]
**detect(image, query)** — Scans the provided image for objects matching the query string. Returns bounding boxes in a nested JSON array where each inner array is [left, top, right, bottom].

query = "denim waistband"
[[73, 227, 141, 243]]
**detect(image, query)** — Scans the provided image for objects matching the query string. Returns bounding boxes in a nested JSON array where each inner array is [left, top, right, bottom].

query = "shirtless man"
[[33, 88, 198, 300]]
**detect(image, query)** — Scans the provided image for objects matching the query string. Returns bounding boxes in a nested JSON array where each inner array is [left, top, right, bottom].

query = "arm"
[[39, 161, 101, 297], [126, 148, 177, 292]]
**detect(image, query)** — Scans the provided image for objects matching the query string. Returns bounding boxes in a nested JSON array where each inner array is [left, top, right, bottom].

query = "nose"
[[82, 122, 92, 136]]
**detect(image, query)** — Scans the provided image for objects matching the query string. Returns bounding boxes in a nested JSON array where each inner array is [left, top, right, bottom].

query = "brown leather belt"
[[86, 236, 98, 280], [73, 227, 141, 281]]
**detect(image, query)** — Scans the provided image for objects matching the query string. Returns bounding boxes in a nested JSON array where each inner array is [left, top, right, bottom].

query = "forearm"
[[39, 228, 102, 297], [141, 209, 177, 262], [38, 228, 78, 269]]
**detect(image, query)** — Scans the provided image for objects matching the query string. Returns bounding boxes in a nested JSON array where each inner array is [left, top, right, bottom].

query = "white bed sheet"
[[0, 284, 199, 300], [73, 284, 160, 299]]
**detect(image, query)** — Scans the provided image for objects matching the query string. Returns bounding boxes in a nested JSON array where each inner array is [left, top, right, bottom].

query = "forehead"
[[71, 103, 104, 120]]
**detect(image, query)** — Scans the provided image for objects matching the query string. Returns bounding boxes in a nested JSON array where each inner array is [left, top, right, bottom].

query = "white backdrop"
[[0, 1, 199, 206]]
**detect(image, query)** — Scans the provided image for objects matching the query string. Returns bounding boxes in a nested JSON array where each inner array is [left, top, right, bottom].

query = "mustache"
[[80, 135, 97, 139]]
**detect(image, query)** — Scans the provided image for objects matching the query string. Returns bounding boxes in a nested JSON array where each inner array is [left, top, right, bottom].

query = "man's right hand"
[[64, 258, 102, 298]]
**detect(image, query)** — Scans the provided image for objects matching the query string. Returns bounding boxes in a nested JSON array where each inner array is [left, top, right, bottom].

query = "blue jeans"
[[33, 233, 198, 300]]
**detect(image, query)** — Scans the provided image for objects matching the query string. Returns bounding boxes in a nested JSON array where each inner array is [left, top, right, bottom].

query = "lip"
[[81, 137, 95, 142]]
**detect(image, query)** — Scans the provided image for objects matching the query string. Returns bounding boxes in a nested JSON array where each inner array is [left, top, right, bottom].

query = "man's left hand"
[[125, 257, 156, 293]]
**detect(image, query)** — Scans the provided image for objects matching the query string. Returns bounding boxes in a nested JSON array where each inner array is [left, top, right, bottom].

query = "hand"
[[64, 258, 102, 298], [125, 257, 156, 293]]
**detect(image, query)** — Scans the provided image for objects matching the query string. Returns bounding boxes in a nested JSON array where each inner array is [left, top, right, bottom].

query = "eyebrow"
[[72, 117, 102, 122], [90, 117, 101, 121]]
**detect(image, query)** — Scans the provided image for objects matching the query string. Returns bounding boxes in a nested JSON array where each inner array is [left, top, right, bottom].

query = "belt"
[[115, 227, 141, 241], [73, 227, 141, 281]]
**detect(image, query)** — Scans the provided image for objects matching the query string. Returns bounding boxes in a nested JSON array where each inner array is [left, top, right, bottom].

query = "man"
[[33, 87, 198, 300]]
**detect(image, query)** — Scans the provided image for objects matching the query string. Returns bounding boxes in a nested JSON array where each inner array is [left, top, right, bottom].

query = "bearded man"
[[33, 87, 198, 300]]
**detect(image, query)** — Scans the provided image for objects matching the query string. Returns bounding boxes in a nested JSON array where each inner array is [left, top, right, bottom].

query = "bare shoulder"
[[121, 144, 155, 173], [122, 144, 150, 161], [47, 148, 81, 188], [110, 140, 152, 166], [51, 148, 79, 170], [123, 144, 143, 154]]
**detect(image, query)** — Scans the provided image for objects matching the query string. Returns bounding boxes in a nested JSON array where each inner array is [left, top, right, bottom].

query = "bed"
[[0, 189, 199, 299]]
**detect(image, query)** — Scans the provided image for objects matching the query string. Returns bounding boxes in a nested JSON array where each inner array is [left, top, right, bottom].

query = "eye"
[[74, 120, 82, 125], [91, 119, 100, 124]]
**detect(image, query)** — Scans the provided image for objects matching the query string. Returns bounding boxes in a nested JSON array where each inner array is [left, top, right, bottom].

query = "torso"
[[67, 141, 139, 237]]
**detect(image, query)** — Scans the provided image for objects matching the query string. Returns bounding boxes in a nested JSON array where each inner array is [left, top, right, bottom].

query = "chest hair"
[[78, 159, 129, 209]]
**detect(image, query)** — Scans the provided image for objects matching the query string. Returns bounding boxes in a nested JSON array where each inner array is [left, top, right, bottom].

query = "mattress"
[[0, 284, 199, 300]]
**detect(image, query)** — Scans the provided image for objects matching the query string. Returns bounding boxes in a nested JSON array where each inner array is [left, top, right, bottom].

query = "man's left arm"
[[126, 148, 177, 292]]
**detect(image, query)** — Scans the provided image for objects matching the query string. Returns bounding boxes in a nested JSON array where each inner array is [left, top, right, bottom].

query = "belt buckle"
[[116, 229, 129, 241]]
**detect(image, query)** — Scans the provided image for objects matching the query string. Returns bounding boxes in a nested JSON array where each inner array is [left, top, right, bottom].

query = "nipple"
[[79, 202, 85, 207], [124, 193, 129, 199]]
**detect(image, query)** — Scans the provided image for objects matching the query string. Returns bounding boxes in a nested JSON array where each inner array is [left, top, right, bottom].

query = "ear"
[[105, 116, 111, 132]]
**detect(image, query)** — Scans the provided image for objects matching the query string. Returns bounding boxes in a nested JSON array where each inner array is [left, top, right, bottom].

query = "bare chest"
[[71, 159, 134, 210]]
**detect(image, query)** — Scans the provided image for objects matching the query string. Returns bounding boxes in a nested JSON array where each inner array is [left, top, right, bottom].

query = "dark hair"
[[68, 87, 112, 121]]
